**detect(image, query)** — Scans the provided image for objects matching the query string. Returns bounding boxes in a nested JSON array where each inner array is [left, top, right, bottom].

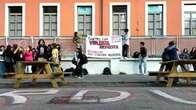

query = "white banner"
[[86, 35, 122, 58]]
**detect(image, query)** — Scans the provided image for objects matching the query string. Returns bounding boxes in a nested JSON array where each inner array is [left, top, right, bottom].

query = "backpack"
[[82, 68, 88, 75], [102, 67, 112, 75], [132, 51, 140, 58], [161, 48, 170, 61], [81, 54, 88, 64]]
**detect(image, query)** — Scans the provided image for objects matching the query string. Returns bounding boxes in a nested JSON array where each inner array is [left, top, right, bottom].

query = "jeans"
[[0, 62, 6, 77], [25, 65, 32, 73], [74, 64, 83, 77], [139, 57, 147, 74], [122, 44, 129, 57]]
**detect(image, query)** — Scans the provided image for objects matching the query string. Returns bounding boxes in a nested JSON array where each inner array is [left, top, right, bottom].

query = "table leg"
[[32, 78, 37, 85], [60, 74, 65, 82], [155, 76, 160, 85], [61, 74, 65, 80], [166, 78, 174, 87], [15, 79, 21, 88], [187, 78, 191, 86], [51, 79, 58, 88]]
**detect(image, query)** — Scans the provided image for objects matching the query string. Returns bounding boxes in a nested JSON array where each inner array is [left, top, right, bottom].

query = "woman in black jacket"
[[3, 45, 14, 73], [36, 39, 48, 61], [13, 44, 23, 72]]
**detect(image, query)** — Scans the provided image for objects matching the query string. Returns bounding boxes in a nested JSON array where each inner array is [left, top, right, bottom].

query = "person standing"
[[0, 45, 6, 77], [56, 44, 62, 62], [36, 39, 48, 61], [23, 46, 33, 73], [161, 41, 178, 82], [139, 42, 147, 75], [51, 43, 59, 64], [73, 32, 82, 50], [122, 29, 129, 59], [161, 41, 178, 71], [3, 45, 14, 73], [13, 45, 23, 72]]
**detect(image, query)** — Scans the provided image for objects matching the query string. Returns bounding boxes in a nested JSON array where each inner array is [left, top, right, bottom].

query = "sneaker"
[[121, 57, 125, 60], [78, 76, 83, 79]]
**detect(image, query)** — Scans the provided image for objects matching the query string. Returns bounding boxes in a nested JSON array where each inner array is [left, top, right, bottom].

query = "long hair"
[[38, 39, 45, 46]]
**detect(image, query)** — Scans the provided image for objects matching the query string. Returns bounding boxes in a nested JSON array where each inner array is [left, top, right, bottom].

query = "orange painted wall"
[[0, 2, 4, 36], [0, 0, 185, 37], [167, 0, 182, 36]]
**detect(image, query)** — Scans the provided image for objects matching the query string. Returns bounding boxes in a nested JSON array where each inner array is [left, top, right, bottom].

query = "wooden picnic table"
[[14, 61, 64, 88], [149, 60, 196, 87]]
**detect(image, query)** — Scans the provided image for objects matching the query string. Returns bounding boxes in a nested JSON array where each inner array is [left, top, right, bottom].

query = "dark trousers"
[[122, 44, 129, 57], [192, 64, 196, 71], [5, 62, 14, 73], [74, 64, 83, 77]]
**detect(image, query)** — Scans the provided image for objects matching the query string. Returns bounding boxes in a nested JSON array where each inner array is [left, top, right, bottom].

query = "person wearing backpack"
[[162, 41, 179, 83], [162, 41, 178, 71]]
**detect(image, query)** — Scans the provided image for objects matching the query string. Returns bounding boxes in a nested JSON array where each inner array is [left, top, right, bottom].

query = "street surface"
[[0, 75, 196, 110]]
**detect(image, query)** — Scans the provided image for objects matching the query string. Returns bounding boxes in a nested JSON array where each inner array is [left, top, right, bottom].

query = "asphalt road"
[[0, 75, 196, 110]]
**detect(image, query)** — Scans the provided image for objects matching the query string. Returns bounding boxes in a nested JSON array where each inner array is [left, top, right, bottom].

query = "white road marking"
[[150, 89, 196, 105], [0, 92, 27, 104], [70, 89, 130, 103], [11, 89, 59, 95], [0, 89, 59, 104], [70, 90, 88, 102]]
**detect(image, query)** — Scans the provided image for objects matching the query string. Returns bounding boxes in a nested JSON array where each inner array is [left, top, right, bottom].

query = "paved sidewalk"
[[0, 74, 156, 88], [64, 74, 155, 83]]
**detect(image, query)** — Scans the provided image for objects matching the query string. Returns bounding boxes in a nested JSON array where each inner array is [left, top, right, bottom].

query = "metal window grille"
[[43, 6, 57, 37], [148, 5, 163, 36], [77, 6, 92, 37], [8, 6, 22, 37], [112, 5, 127, 35]]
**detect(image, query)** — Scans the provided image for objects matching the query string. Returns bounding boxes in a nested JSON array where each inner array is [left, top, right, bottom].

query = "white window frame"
[[5, 3, 25, 37], [181, 1, 196, 36], [74, 3, 95, 36], [40, 3, 60, 36], [109, 2, 131, 36], [145, 1, 167, 36]]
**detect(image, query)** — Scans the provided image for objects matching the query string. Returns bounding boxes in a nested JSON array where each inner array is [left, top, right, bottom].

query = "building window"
[[8, 6, 23, 37], [77, 6, 92, 36], [184, 5, 196, 36], [42, 6, 57, 36], [148, 5, 163, 36], [112, 5, 127, 35]]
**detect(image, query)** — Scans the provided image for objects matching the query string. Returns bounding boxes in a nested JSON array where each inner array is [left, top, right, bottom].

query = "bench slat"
[[149, 71, 169, 76]]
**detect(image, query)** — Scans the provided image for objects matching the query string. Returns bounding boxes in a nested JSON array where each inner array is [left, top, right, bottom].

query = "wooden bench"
[[149, 71, 169, 76], [3, 73, 16, 79], [14, 61, 64, 88], [149, 60, 196, 87]]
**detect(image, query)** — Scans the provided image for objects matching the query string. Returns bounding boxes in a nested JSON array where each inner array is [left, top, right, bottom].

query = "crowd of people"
[[162, 41, 196, 72], [0, 39, 62, 77], [1, 31, 196, 78]]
